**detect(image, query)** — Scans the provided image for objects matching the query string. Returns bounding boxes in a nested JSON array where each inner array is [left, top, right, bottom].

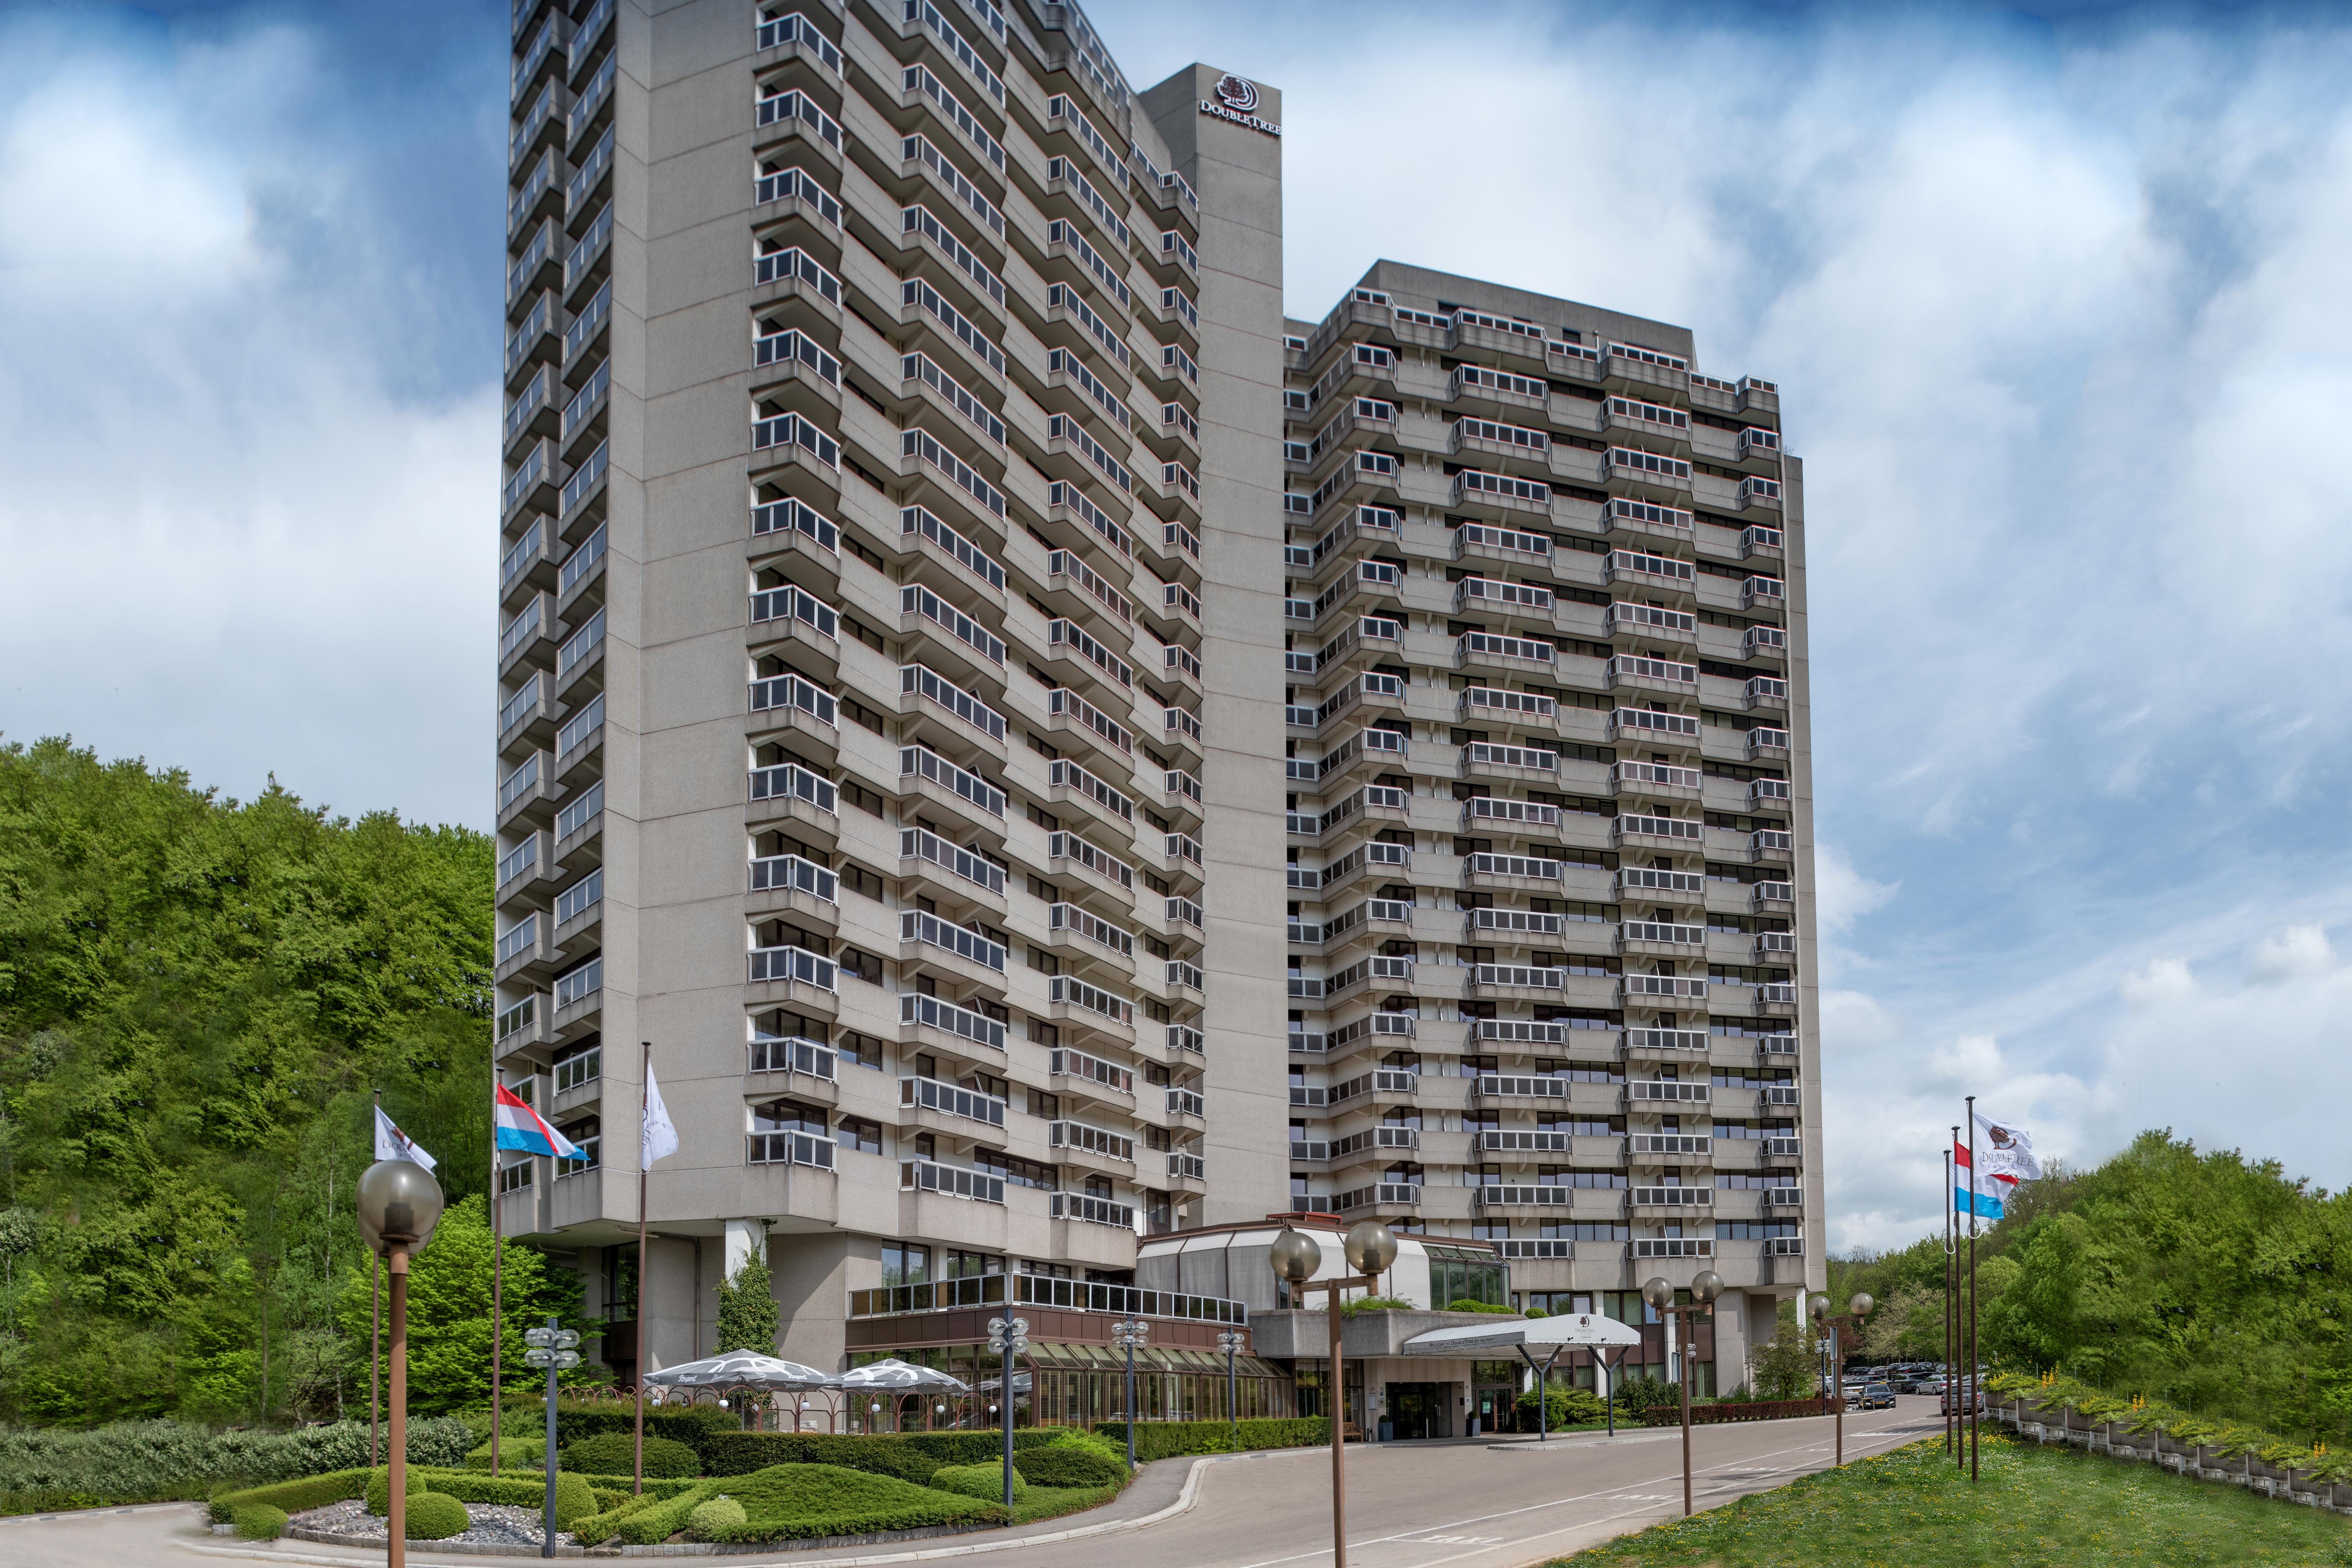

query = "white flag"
[[1973, 1111, 2041, 1183], [375, 1105, 438, 1172], [642, 1063, 679, 1167]]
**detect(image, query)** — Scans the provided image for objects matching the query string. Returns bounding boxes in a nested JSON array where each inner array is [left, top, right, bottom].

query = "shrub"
[[403, 1491, 470, 1540], [566, 1488, 666, 1544], [1012, 1445, 1123, 1487], [231, 1503, 287, 1541], [686, 1495, 748, 1540], [610, 1480, 725, 1544], [693, 1463, 1004, 1543], [1334, 1296, 1415, 1317], [1045, 1427, 1133, 1470], [565, 1432, 698, 1479], [928, 1462, 1026, 1501], [700, 1429, 1058, 1482], [1514, 1386, 1605, 1429], [0, 1416, 473, 1512], [1088, 1418, 1328, 1461], [416, 1468, 598, 1528], [1444, 1299, 1517, 1314], [208, 1467, 374, 1523], [503, 1401, 740, 1458], [364, 1465, 426, 1516]]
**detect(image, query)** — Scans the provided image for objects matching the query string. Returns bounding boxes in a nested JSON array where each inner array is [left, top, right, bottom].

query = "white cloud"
[[0, 23, 491, 828], [1813, 845, 1898, 937]]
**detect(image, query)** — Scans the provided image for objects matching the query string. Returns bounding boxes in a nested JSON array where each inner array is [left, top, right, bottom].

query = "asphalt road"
[[0, 1397, 1947, 1568]]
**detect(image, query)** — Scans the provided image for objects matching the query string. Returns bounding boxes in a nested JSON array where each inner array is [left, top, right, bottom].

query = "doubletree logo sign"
[[1201, 73, 1279, 136]]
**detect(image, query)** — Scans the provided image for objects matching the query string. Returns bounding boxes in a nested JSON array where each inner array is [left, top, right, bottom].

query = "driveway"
[[0, 1397, 1945, 1568]]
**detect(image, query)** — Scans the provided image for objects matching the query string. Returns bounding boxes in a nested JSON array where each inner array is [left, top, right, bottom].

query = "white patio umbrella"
[[642, 1350, 840, 1392], [837, 1357, 970, 1394]]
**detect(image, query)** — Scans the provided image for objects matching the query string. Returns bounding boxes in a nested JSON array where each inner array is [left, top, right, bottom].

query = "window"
[[976, 1148, 1056, 1190], [882, 1243, 930, 1287], [943, 1249, 1002, 1278], [837, 946, 884, 984], [752, 1098, 828, 1134], [842, 694, 887, 734], [840, 861, 885, 900], [836, 1030, 884, 1071], [842, 778, 887, 817], [837, 1115, 882, 1154]]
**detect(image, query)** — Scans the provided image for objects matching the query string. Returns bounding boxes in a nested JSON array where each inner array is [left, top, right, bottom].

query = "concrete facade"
[[1274, 262, 1825, 1394], [493, 4, 1819, 1396]]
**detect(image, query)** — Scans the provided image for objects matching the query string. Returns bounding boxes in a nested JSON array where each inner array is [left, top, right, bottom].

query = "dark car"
[[1860, 1382, 1896, 1410], [1940, 1379, 1985, 1416]]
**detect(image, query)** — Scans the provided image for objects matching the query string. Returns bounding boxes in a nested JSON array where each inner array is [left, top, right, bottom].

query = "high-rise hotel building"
[[491, 0, 1822, 1402]]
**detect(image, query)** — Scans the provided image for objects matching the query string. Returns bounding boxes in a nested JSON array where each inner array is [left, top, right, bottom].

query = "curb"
[[182, 1456, 1216, 1568]]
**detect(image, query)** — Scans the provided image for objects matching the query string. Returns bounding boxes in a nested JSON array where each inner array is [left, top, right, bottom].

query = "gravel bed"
[[291, 1497, 577, 1548]]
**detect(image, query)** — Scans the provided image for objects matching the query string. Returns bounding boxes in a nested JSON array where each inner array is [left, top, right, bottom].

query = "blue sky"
[[6, 0, 2352, 1251]]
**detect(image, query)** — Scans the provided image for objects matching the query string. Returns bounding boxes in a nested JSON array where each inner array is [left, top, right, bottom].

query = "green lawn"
[[1552, 1433, 2352, 1568]]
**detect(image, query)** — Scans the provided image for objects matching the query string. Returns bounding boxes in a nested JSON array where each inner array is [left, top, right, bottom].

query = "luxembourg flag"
[[1954, 1137, 2016, 1220], [495, 1083, 581, 1159]]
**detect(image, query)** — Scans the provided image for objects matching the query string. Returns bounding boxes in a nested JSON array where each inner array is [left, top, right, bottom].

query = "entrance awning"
[[1399, 1312, 1643, 1357]]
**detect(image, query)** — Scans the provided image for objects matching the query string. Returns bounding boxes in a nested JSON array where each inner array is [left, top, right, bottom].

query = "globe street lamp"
[[1811, 1291, 1875, 1467], [523, 1319, 581, 1558], [1216, 1328, 1247, 1454], [1643, 1270, 1724, 1518], [357, 1158, 444, 1568], [1270, 1220, 1397, 1568], [986, 1315, 1029, 1507], [1110, 1315, 1150, 1472]]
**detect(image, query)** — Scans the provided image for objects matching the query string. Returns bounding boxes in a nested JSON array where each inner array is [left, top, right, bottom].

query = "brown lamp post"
[[1270, 1220, 1399, 1568], [1642, 1271, 1724, 1517], [358, 1159, 445, 1568], [1811, 1291, 1875, 1467]]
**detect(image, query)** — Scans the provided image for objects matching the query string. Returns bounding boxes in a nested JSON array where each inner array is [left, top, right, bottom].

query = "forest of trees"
[[0, 737, 525, 1424], [1827, 1131, 2352, 1443]]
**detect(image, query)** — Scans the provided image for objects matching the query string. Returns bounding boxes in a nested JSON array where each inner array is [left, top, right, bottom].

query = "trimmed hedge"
[[364, 1465, 427, 1515], [420, 1468, 597, 1528], [404, 1491, 470, 1540], [0, 1417, 474, 1517], [231, 1503, 288, 1541], [1641, 1397, 1833, 1426], [693, 1463, 1004, 1544], [606, 1480, 726, 1545], [1011, 1446, 1123, 1487], [686, 1495, 748, 1540], [701, 1429, 1058, 1483], [567, 1488, 668, 1545], [566, 1432, 699, 1478], [1089, 1417, 1328, 1460], [209, 1466, 374, 1523], [928, 1462, 1027, 1501], [497, 1402, 740, 1458]]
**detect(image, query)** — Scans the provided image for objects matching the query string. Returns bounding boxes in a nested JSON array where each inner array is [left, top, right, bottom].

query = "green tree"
[[336, 1196, 593, 1415], [0, 738, 493, 1425], [713, 1231, 779, 1356], [1750, 1300, 1819, 1401]]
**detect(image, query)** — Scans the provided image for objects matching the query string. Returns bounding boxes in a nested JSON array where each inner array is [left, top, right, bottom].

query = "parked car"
[[1917, 1376, 1946, 1397], [1941, 1379, 1985, 1415], [1860, 1383, 1896, 1410]]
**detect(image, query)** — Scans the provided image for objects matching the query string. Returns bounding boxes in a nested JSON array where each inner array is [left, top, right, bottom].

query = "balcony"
[[1451, 521, 1552, 571], [748, 852, 838, 925], [1751, 829, 1795, 865], [1621, 975, 1707, 1005], [748, 1128, 838, 1171], [1744, 676, 1789, 713], [1606, 655, 1698, 698], [1461, 851, 1563, 894], [898, 827, 1005, 916], [1633, 1239, 1714, 1260], [1629, 1134, 1711, 1160], [1604, 549, 1696, 601], [1607, 600, 1697, 646], [1333, 1182, 1421, 1216], [1472, 1185, 1573, 1210], [749, 583, 840, 668], [1454, 631, 1555, 679], [1478, 1129, 1571, 1156], [1452, 468, 1553, 520], [1614, 811, 1704, 851], [748, 943, 838, 1012], [900, 1158, 1005, 1205], [1330, 1068, 1419, 1110], [1461, 795, 1560, 836], [1047, 974, 1135, 1045], [1625, 1027, 1710, 1057], [1044, 901, 1136, 973], [1475, 1074, 1570, 1103], [748, 761, 839, 842], [1466, 963, 1566, 1000], [1458, 742, 1558, 786], [1751, 880, 1794, 913], [897, 665, 1006, 765], [1611, 761, 1702, 805], [748, 671, 838, 754], [1619, 919, 1705, 958], [1452, 575, 1554, 628], [1629, 1186, 1713, 1212], [898, 992, 1007, 1057], [1609, 708, 1700, 751], [1167, 1152, 1206, 1187], [1627, 1081, 1709, 1106], [1616, 866, 1705, 906]]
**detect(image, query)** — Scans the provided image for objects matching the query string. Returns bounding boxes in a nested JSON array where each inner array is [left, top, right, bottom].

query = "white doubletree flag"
[[642, 1063, 679, 1167], [1973, 1111, 2041, 1183], [375, 1105, 437, 1171]]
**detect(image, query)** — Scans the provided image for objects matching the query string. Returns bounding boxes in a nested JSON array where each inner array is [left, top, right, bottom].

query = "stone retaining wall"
[[1998, 1399, 2350, 1514]]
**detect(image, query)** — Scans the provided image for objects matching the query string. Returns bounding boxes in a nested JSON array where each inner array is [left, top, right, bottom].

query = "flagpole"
[[371, 1088, 382, 1469], [633, 1040, 651, 1497], [492, 1060, 505, 1475], [1966, 1095, 1979, 1482], [1943, 1143, 1954, 1458]]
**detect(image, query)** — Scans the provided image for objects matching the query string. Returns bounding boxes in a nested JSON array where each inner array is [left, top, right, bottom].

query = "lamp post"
[[985, 1316, 1029, 1508], [1110, 1315, 1149, 1471], [1811, 1291, 1875, 1468], [1217, 1328, 1246, 1454], [523, 1319, 581, 1557], [1269, 1220, 1397, 1568], [1643, 1271, 1723, 1519], [356, 1158, 445, 1568]]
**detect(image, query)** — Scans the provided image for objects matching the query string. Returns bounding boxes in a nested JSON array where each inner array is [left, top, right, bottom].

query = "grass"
[[1551, 1432, 2352, 1568]]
